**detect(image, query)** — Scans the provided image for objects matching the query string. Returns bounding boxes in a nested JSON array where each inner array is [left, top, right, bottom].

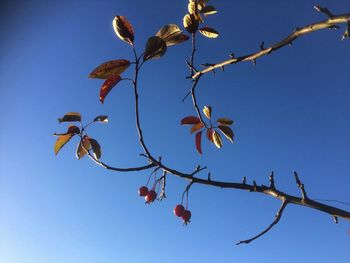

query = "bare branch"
[[236, 200, 289, 245], [192, 12, 350, 79], [294, 171, 308, 200]]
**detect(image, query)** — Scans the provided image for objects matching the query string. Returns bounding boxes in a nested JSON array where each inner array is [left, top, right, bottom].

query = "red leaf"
[[195, 131, 203, 154], [181, 116, 200, 125], [99, 74, 122, 104], [190, 122, 204, 133]]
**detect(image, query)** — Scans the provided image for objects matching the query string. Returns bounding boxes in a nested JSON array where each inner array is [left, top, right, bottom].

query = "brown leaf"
[[93, 115, 109, 123], [76, 135, 91, 160], [58, 112, 81, 123], [217, 117, 234, 125], [89, 138, 101, 159], [143, 36, 167, 61], [183, 14, 198, 34], [156, 24, 189, 46], [89, 60, 130, 79], [206, 128, 213, 142], [113, 16, 134, 45], [181, 116, 200, 125], [200, 5, 217, 15], [203, 106, 212, 119], [199, 26, 219, 38], [190, 122, 204, 134], [212, 130, 223, 148], [195, 131, 203, 154], [99, 74, 122, 104], [218, 125, 234, 143], [67, 125, 80, 135], [54, 133, 74, 155]]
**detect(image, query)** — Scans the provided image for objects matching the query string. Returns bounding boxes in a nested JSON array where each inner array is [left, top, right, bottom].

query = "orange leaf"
[[195, 131, 203, 154], [181, 116, 200, 125], [113, 16, 134, 45], [99, 74, 122, 104], [203, 106, 212, 119], [58, 112, 81, 123], [54, 133, 74, 155], [213, 130, 223, 148], [206, 128, 214, 142], [190, 122, 204, 133], [217, 117, 234, 125], [89, 59, 130, 79]]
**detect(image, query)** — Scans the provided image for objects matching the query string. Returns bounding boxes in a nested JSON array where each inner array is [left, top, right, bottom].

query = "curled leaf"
[[54, 134, 74, 155], [113, 16, 134, 45], [195, 131, 203, 154], [89, 60, 130, 79], [217, 117, 234, 125], [218, 125, 234, 143], [199, 26, 219, 38], [203, 106, 212, 119], [58, 112, 81, 123], [183, 14, 198, 34], [93, 115, 109, 123], [190, 122, 204, 133], [212, 130, 223, 149], [89, 138, 101, 159], [143, 36, 167, 61], [181, 116, 200, 125], [156, 24, 189, 46], [67, 125, 80, 135], [76, 135, 91, 160], [200, 5, 217, 15], [99, 74, 122, 104]]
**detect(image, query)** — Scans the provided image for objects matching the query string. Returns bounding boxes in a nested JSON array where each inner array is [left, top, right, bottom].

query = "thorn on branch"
[[242, 176, 246, 184], [294, 171, 308, 200], [220, 66, 225, 72], [229, 53, 235, 58], [252, 59, 256, 66], [253, 180, 258, 191], [260, 41, 265, 50], [288, 42, 293, 47], [208, 172, 211, 181], [269, 171, 275, 189], [341, 22, 350, 41], [333, 215, 339, 224], [314, 5, 334, 18]]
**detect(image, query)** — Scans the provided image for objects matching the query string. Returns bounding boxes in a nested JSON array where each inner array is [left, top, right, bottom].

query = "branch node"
[[229, 53, 235, 58], [208, 172, 211, 181], [252, 59, 256, 66], [294, 171, 308, 200], [333, 215, 339, 224], [260, 41, 265, 50], [253, 180, 258, 191], [341, 22, 350, 41], [242, 176, 246, 184]]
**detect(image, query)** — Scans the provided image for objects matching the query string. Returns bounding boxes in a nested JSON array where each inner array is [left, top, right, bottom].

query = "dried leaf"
[[217, 117, 234, 125], [58, 112, 81, 123], [89, 138, 101, 159], [199, 26, 219, 38], [206, 128, 214, 142], [181, 116, 200, 125], [54, 133, 74, 155], [143, 36, 167, 61], [218, 125, 234, 143], [203, 106, 212, 119], [212, 130, 223, 148], [190, 122, 204, 133], [113, 16, 134, 45], [200, 5, 217, 15], [76, 135, 91, 160], [67, 125, 80, 135], [183, 14, 198, 34], [93, 115, 109, 123], [99, 74, 122, 104], [89, 60, 130, 79], [195, 131, 203, 154], [156, 24, 189, 46]]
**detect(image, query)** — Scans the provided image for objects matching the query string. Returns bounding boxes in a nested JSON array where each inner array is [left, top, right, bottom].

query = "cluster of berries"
[[174, 204, 191, 225], [138, 186, 157, 203]]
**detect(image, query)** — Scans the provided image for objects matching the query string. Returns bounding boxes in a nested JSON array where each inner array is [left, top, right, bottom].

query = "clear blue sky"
[[1, 0, 350, 262]]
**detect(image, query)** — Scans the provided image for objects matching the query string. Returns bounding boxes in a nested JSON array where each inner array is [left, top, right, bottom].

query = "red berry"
[[145, 190, 157, 203], [182, 210, 191, 224], [138, 186, 149, 197], [174, 204, 185, 217]]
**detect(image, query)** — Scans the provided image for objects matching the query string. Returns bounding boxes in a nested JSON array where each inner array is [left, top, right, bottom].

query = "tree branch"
[[236, 200, 288, 245], [192, 11, 350, 79]]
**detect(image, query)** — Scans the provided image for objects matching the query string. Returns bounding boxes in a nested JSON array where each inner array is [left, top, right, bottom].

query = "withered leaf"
[[58, 112, 81, 123], [99, 74, 122, 104], [143, 36, 167, 61], [93, 115, 109, 123], [190, 122, 204, 133], [200, 5, 217, 15], [213, 130, 223, 148], [89, 138, 101, 159], [76, 135, 91, 160], [203, 106, 212, 119], [113, 16, 134, 45], [181, 116, 201, 125], [217, 117, 234, 125], [183, 14, 199, 34], [195, 131, 203, 154], [199, 26, 219, 38], [54, 133, 74, 155], [89, 60, 130, 79], [156, 24, 189, 46], [218, 125, 234, 143]]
